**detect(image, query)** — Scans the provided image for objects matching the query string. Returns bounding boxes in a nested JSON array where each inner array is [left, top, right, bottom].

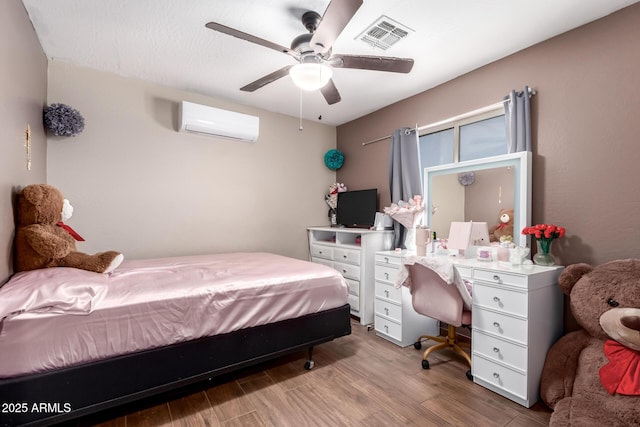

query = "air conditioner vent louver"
[[357, 15, 412, 51]]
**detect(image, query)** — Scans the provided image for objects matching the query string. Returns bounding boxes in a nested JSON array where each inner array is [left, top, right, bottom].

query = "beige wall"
[[46, 62, 336, 261], [0, 0, 47, 282], [337, 4, 640, 267]]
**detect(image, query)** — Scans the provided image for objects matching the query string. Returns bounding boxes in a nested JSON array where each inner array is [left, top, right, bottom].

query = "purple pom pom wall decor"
[[43, 103, 85, 137]]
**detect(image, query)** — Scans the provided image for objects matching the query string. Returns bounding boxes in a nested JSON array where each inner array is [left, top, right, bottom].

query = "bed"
[[0, 252, 351, 426]]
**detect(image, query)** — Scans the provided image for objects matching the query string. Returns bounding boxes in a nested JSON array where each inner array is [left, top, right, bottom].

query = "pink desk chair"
[[407, 263, 473, 381]]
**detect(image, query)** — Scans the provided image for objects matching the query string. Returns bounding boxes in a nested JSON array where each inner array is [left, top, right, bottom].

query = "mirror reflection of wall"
[[431, 166, 514, 238], [466, 167, 514, 223], [431, 174, 463, 236]]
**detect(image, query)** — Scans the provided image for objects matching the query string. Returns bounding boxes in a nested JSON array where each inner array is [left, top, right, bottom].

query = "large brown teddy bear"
[[14, 184, 123, 274], [488, 207, 514, 242], [540, 259, 640, 426]]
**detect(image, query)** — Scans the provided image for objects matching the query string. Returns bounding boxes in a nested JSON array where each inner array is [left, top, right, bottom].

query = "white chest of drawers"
[[453, 259, 563, 407], [307, 227, 393, 325], [374, 251, 439, 346]]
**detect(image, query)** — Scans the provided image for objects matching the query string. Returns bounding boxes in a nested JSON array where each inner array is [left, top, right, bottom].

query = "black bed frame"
[[0, 304, 351, 427]]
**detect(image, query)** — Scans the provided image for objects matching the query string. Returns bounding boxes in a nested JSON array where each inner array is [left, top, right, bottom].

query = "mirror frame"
[[423, 151, 532, 247]]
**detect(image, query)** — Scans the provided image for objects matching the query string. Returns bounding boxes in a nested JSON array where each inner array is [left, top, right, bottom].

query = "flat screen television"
[[336, 189, 377, 228]]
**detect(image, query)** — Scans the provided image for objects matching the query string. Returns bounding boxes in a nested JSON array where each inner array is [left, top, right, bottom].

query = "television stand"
[[307, 226, 393, 325]]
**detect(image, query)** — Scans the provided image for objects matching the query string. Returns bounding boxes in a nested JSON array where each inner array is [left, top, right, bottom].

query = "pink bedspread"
[[0, 252, 348, 378]]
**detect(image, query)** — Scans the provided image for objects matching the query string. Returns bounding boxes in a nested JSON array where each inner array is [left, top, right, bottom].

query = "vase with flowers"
[[325, 183, 347, 226], [521, 224, 566, 266]]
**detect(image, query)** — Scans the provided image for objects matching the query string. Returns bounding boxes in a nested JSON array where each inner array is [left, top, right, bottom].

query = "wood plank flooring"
[[70, 319, 551, 427]]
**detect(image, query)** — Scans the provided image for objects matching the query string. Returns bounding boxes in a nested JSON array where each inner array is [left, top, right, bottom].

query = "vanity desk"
[[376, 250, 563, 408]]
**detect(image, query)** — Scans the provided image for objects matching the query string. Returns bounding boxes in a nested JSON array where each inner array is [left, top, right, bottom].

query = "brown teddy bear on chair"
[[540, 259, 640, 426], [14, 184, 123, 274]]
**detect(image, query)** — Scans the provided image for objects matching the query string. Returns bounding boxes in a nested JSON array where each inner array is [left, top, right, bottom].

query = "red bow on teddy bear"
[[600, 339, 640, 396], [496, 222, 510, 230], [56, 222, 85, 241]]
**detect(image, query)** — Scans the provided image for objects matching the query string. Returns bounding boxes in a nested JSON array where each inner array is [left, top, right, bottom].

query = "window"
[[418, 108, 506, 170], [419, 128, 454, 168], [459, 115, 507, 161]]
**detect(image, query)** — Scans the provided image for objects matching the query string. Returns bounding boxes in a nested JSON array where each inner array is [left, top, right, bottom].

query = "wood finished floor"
[[69, 318, 551, 427]]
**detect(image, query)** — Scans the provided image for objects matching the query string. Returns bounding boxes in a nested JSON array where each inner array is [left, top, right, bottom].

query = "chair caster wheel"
[[466, 370, 473, 381], [422, 359, 430, 369], [414, 341, 422, 350], [304, 360, 315, 370]]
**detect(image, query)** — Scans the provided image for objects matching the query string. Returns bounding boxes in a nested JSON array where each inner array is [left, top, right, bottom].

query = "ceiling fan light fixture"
[[289, 63, 333, 91]]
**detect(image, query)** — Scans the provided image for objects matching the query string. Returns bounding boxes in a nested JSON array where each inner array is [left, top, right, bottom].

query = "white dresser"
[[374, 252, 563, 407], [374, 250, 439, 346], [307, 227, 393, 325], [454, 258, 563, 407]]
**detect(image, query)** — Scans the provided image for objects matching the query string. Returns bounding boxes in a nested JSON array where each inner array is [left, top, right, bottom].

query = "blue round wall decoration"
[[324, 149, 345, 170]]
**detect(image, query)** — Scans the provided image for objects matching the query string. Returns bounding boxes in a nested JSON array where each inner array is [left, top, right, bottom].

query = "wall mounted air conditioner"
[[178, 101, 259, 142]]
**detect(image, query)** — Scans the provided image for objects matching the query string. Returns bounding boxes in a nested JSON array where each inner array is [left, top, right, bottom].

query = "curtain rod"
[[361, 88, 536, 146]]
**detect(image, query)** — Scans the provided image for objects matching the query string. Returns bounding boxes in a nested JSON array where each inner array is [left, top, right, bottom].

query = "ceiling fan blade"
[[206, 22, 299, 59], [321, 79, 341, 105], [328, 54, 414, 73], [240, 65, 294, 92], [310, 0, 363, 55]]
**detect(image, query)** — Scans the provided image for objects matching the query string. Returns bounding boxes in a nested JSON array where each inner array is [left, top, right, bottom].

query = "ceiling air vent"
[[357, 15, 413, 51]]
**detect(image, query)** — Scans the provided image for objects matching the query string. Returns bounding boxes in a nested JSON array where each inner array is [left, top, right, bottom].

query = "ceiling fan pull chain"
[[299, 88, 304, 131]]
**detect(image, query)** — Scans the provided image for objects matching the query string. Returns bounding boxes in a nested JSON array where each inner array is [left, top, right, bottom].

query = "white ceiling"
[[21, 0, 638, 126]]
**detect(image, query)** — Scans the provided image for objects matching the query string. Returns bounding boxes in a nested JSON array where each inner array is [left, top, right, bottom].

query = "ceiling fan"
[[205, 0, 414, 105]]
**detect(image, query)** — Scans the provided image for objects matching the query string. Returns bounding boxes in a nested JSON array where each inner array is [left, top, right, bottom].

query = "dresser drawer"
[[311, 257, 333, 268], [348, 294, 360, 313], [473, 330, 527, 371], [473, 307, 528, 345], [473, 355, 527, 399], [375, 253, 402, 266], [375, 281, 401, 303], [474, 269, 527, 288], [334, 248, 360, 265], [473, 283, 528, 317], [310, 245, 333, 260], [334, 261, 360, 281], [375, 298, 401, 322], [345, 278, 359, 296], [375, 265, 399, 283], [375, 315, 402, 341]]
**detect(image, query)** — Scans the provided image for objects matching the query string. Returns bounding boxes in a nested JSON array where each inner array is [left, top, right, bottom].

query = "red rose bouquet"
[[522, 224, 566, 265]]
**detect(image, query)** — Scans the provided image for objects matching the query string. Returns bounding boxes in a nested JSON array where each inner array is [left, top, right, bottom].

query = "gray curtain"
[[504, 86, 532, 152], [389, 127, 421, 248]]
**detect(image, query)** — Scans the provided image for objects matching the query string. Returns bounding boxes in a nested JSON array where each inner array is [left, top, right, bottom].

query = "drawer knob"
[[493, 347, 500, 353], [342, 269, 347, 274], [385, 290, 390, 297], [384, 257, 389, 263], [493, 275, 500, 281], [493, 322, 500, 328], [493, 372, 500, 379], [384, 272, 389, 280], [493, 296, 501, 303], [384, 307, 389, 315], [384, 325, 389, 332], [319, 250, 323, 254], [343, 254, 347, 259]]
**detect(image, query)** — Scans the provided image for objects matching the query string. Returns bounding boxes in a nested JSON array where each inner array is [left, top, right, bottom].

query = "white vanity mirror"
[[423, 151, 532, 247]]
